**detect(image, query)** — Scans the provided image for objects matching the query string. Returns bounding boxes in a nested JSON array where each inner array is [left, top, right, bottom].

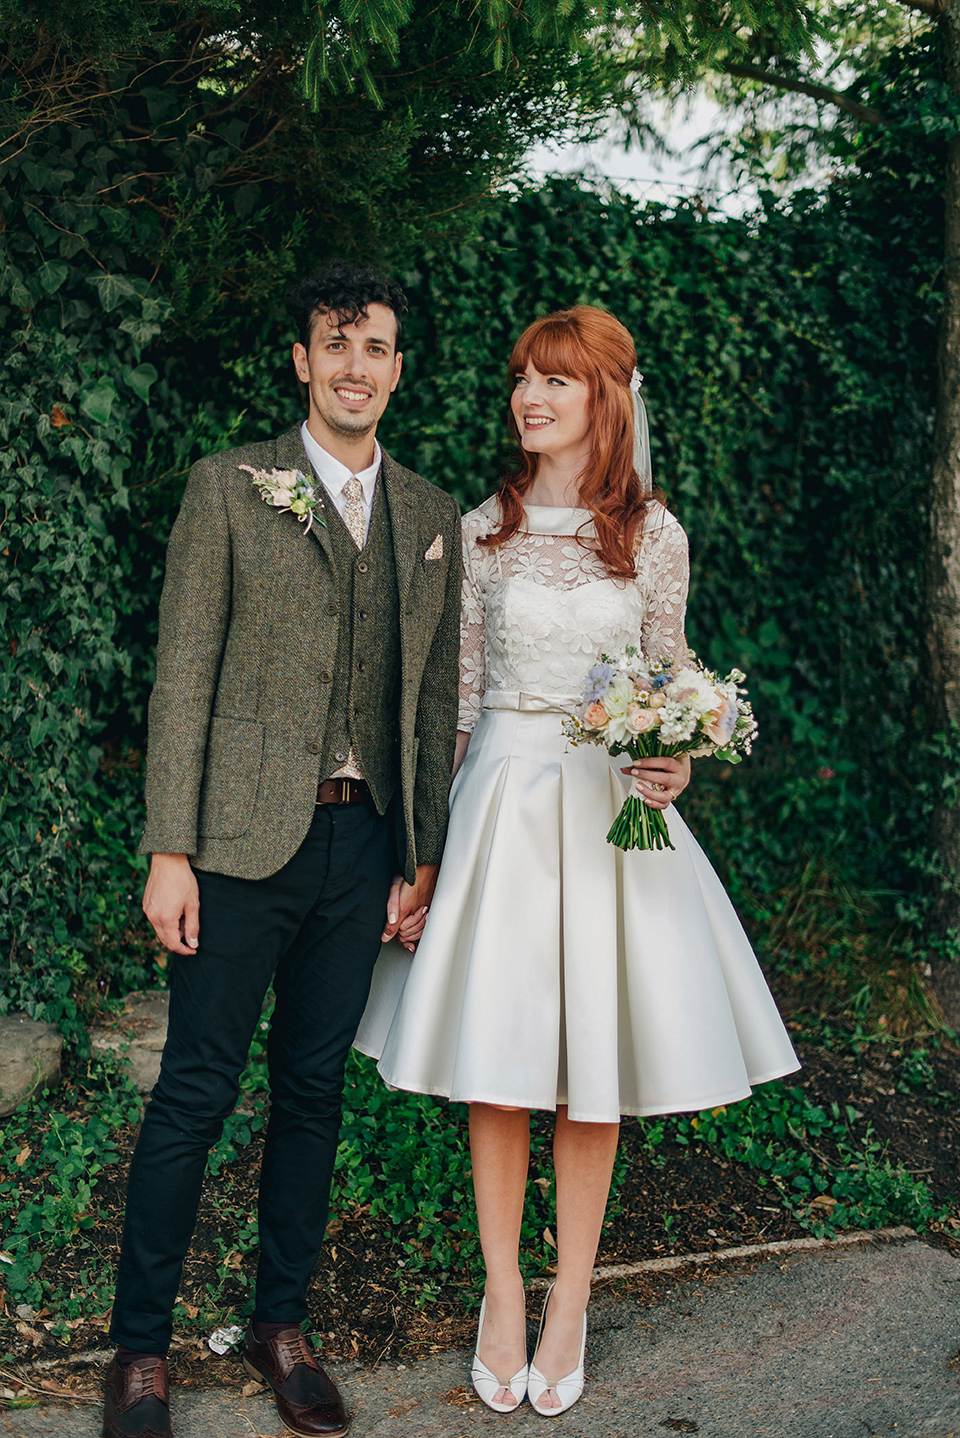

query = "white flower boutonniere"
[[239, 464, 327, 534]]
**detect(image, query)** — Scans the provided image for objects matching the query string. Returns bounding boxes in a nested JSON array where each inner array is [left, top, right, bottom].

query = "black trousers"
[[110, 802, 395, 1353]]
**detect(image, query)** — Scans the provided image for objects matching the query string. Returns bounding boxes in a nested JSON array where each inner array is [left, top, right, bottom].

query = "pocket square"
[[424, 534, 444, 560]]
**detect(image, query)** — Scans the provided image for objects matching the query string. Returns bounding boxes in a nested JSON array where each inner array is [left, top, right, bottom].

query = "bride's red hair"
[[478, 306, 654, 579]]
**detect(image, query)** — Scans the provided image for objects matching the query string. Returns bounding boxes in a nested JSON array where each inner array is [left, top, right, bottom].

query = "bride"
[[357, 305, 798, 1416]]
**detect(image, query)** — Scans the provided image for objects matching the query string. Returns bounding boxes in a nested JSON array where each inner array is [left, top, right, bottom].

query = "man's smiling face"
[[293, 303, 402, 457]]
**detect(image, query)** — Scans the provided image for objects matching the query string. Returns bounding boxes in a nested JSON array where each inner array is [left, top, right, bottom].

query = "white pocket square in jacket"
[[424, 534, 444, 560]]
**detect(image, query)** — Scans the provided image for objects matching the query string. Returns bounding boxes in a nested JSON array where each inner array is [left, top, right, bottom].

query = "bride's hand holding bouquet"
[[564, 648, 757, 851]]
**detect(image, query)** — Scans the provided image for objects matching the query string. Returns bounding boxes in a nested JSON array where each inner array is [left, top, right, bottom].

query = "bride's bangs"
[[510, 318, 595, 388]]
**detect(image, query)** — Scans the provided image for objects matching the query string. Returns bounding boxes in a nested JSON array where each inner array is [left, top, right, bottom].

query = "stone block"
[[91, 988, 169, 1093], [0, 1014, 63, 1116]]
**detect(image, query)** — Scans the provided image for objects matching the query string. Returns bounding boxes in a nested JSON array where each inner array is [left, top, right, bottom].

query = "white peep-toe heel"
[[527, 1284, 587, 1417], [471, 1296, 529, 1413]]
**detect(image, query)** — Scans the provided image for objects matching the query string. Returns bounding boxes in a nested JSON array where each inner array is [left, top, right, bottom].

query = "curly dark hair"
[[287, 261, 407, 351]]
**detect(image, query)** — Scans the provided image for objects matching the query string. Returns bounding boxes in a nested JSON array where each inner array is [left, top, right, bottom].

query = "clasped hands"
[[381, 863, 438, 952]]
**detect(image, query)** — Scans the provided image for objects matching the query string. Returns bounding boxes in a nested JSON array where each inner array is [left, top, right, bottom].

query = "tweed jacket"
[[139, 425, 462, 883]]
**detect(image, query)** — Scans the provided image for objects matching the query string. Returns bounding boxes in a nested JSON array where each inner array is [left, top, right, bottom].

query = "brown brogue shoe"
[[102, 1354, 172, 1438], [243, 1326, 348, 1437]]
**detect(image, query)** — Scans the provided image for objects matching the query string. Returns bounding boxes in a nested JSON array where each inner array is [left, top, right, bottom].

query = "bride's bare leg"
[[532, 1107, 620, 1411], [469, 1103, 530, 1407]]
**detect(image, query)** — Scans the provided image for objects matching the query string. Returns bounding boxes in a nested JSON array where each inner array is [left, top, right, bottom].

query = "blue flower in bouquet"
[[584, 663, 615, 703]]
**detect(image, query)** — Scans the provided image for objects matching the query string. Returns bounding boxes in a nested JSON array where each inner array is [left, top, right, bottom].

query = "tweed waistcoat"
[[316, 478, 400, 809]]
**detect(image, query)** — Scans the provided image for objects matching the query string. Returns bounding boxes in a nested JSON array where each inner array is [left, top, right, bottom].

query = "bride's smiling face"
[[510, 362, 592, 462]]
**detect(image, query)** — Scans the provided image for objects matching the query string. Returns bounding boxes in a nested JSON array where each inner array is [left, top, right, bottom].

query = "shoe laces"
[[276, 1333, 317, 1370]]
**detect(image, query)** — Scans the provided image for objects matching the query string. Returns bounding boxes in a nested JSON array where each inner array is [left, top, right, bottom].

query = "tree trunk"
[[925, 0, 960, 1026]]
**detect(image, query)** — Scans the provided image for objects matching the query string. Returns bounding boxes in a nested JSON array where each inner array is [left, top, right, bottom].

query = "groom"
[[103, 263, 462, 1438]]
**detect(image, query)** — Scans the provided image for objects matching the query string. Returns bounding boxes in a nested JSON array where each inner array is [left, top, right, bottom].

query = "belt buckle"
[[340, 778, 351, 804]]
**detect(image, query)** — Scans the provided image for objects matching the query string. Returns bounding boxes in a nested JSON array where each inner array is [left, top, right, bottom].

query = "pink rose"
[[627, 705, 657, 733], [705, 699, 736, 745], [647, 692, 667, 709], [583, 701, 610, 731]]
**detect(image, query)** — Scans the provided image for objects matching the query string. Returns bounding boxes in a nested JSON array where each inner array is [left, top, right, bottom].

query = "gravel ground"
[[4, 1235, 959, 1438]]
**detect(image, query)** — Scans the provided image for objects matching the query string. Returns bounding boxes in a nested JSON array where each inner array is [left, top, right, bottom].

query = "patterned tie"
[[342, 476, 366, 549]]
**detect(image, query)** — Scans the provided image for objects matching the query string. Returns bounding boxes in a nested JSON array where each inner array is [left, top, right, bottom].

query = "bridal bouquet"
[[563, 648, 757, 851]]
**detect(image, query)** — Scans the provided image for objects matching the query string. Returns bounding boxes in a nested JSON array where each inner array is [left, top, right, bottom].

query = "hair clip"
[[630, 368, 643, 393]]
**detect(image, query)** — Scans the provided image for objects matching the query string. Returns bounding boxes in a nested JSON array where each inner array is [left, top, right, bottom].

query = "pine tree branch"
[[721, 62, 886, 126], [895, 0, 941, 15]]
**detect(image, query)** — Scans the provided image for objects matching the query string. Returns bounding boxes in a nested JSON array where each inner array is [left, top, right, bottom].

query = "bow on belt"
[[483, 690, 578, 715]]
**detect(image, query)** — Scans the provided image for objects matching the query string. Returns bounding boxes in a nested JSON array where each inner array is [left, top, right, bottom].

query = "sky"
[[525, 94, 760, 218]]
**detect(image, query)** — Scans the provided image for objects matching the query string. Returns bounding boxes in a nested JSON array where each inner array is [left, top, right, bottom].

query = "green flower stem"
[[605, 736, 679, 852], [606, 794, 674, 851]]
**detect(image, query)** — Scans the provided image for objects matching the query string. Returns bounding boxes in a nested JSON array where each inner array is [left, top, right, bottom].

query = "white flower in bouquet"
[[603, 673, 639, 744]]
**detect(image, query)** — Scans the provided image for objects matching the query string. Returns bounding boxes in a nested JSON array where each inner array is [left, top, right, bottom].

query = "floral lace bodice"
[[458, 496, 689, 731]]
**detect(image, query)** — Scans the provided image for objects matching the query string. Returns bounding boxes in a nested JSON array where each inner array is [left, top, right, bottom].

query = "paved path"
[[3, 1237, 959, 1438]]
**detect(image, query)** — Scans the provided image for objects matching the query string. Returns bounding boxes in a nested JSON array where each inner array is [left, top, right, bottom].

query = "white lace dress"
[[355, 497, 798, 1122]]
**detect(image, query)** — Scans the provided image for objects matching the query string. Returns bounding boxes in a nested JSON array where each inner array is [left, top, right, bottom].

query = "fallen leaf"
[[50, 405, 71, 428], [441, 1386, 479, 1407], [241, 1379, 263, 1397], [15, 1147, 30, 1168], [543, 1227, 557, 1250]]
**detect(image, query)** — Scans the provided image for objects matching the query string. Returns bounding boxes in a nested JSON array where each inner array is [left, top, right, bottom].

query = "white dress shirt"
[[300, 421, 380, 546]]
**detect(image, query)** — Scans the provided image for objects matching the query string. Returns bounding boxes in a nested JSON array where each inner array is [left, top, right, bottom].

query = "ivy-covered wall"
[[0, 158, 939, 1036]]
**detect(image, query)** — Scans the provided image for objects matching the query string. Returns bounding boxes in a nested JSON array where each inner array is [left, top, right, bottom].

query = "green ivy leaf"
[[89, 274, 136, 313], [80, 379, 118, 425], [37, 262, 69, 295], [121, 363, 158, 402]]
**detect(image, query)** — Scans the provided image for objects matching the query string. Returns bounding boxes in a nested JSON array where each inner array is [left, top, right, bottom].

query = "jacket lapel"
[[381, 450, 418, 607]]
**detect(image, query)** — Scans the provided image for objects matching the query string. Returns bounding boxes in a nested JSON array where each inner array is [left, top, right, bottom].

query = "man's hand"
[[381, 863, 440, 952], [142, 853, 200, 955]]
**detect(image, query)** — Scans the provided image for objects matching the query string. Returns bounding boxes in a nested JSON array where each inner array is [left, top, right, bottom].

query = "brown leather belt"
[[316, 777, 371, 805]]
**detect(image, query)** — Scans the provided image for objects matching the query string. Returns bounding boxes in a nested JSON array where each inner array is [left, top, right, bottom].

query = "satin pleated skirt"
[[354, 706, 799, 1123]]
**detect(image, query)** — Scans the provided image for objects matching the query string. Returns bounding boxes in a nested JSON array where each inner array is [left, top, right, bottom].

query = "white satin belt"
[[482, 690, 578, 714]]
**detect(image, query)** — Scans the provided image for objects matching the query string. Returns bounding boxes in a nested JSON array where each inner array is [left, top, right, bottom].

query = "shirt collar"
[[300, 420, 381, 502]]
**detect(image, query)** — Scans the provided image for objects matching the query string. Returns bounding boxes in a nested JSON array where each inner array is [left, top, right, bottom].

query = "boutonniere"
[[239, 464, 327, 534]]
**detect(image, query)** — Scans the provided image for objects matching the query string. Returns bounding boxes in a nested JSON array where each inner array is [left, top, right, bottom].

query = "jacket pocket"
[[197, 716, 265, 839]]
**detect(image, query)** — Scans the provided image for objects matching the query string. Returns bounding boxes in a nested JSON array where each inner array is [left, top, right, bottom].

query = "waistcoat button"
[[306, 740, 321, 753], [357, 561, 369, 574], [326, 602, 338, 615], [320, 671, 332, 683]]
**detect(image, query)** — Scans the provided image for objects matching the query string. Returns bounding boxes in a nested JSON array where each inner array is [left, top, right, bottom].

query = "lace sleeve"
[[458, 514, 488, 731], [641, 508, 689, 663]]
